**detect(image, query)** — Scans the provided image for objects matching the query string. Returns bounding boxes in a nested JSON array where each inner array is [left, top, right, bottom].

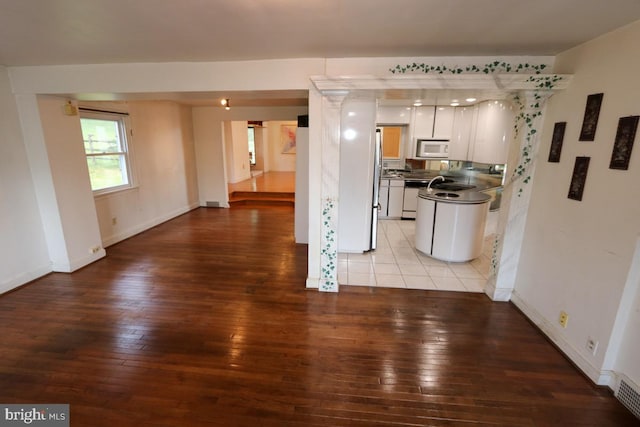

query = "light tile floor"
[[338, 212, 497, 293]]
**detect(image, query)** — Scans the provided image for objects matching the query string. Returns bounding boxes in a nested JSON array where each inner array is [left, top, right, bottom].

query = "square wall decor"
[[609, 115, 639, 170], [568, 156, 590, 201], [579, 93, 604, 141]]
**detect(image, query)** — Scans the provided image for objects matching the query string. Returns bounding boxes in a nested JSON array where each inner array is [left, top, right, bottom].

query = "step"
[[228, 191, 295, 207]]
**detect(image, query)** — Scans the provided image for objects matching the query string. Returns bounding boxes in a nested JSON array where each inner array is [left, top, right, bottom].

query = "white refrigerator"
[[338, 98, 379, 253]]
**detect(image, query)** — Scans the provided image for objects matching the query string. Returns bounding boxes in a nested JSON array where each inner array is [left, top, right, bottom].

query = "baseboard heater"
[[617, 377, 640, 420]]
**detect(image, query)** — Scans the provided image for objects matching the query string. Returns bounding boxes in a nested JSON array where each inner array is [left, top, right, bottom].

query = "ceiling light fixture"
[[450, 101, 460, 107], [221, 98, 230, 110], [465, 97, 477, 103]]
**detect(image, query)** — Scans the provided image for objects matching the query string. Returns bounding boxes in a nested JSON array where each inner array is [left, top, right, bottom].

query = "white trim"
[[0, 264, 52, 295], [306, 277, 319, 289], [53, 250, 107, 273], [101, 203, 199, 247], [310, 73, 573, 92], [510, 290, 610, 387], [484, 279, 512, 301]]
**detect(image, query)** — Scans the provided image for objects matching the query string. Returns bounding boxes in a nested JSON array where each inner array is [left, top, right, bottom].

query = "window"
[[80, 110, 134, 194], [248, 126, 256, 165]]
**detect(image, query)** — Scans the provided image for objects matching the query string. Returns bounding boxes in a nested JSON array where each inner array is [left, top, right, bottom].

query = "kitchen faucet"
[[426, 175, 445, 193]]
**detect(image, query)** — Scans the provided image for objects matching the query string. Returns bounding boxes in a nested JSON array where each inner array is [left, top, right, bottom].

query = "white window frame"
[[79, 109, 136, 196]]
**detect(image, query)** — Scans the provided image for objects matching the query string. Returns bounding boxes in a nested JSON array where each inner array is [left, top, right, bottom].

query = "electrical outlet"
[[586, 337, 599, 355], [559, 311, 569, 328], [89, 246, 101, 254]]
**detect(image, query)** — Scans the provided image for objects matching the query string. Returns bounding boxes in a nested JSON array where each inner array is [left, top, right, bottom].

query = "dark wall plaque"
[[548, 122, 566, 163], [609, 115, 639, 170], [579, 93, 604, 141], [568, 156, 590, 201]]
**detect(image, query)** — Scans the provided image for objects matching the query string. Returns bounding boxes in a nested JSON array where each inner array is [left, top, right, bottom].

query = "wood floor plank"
[[0, 206, 637, 426]]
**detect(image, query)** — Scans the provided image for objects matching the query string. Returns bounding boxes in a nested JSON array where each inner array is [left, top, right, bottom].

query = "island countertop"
[[418, 188, 492, 204]]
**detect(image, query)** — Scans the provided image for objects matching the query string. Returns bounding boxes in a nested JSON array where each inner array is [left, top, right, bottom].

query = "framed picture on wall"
[[548, 121, 567, 163], [579, 93, 604, 141], [609, 115, 639, 170], [567, 156, 591, 201], [281, 124, 297, 154]]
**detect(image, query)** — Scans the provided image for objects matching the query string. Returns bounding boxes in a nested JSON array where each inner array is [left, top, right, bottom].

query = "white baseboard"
[[0, 263, 52, 295], [58, 249, 106, 272], [102, 203, 199, 247], [306, 276, 319, 289], [510, 290, 609, 387]]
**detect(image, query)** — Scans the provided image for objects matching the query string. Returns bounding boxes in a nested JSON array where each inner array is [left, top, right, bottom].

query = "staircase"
[[228, 191, 295, 207]]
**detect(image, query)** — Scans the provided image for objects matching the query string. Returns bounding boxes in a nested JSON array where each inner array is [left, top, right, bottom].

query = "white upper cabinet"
[[449, 105, 478, 161], [376, 106, 412, 124], [432, 106, 455, 139], [471, 100, 515, 165], [412, 106, 436, 139], [411, 106, 454, 140], [408, 106, 455, 158]]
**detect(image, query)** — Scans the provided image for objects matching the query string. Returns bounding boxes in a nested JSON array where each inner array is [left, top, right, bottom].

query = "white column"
[[486, 90, 553, 301], [318, 93, 346, 292], [306, 88, 346, 291]]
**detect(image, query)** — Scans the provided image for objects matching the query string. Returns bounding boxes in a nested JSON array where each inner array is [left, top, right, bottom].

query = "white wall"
[[295, 126, 309, 244], [0, 67, 50, 293], [192, 107, 228, 207], [513, 20, 640, 390], [225, 121, 251, 184], [253, 126, 267, 172], [93, 101, 200, 246], [34, 96, 106, 271], [266, 120, 297, 172]]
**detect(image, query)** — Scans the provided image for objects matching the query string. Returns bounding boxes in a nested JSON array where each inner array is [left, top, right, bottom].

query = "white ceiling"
[[3, 0, 640, 106]]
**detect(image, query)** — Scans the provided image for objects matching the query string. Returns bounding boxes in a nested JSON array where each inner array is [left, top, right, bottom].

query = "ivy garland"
[[508, 75, 563, 196], [389, 61, 548, 75], [320, 198, 337, 291]]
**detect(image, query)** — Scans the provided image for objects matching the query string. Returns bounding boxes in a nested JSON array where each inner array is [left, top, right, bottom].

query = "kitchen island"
[[415, 187, 491, 262]]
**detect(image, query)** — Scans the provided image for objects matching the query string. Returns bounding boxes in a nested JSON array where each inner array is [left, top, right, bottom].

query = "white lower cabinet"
[[415, 197, 490, 262], [379, 180, 390, 218], [379, 179, 404, 218], [388, 181, 404, 218], [402, 187, 419, 219]]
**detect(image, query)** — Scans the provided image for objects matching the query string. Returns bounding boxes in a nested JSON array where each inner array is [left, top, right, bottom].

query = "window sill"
[[93, 184, 139, 199]]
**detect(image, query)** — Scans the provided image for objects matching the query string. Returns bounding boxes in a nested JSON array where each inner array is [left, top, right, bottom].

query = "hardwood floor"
[[0, 206, 637, 426]]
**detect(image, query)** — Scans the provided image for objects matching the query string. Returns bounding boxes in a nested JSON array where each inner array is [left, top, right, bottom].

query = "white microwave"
[[416, 139, 449, 159]]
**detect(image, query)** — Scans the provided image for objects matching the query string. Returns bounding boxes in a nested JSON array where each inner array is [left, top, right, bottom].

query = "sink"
[[434, 192, 460, 198]]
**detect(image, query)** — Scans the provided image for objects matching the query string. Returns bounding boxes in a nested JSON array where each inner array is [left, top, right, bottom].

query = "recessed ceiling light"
[[465, 97, 477, 102], [450, 102, 460, 107], [413, 100, 422, 107]]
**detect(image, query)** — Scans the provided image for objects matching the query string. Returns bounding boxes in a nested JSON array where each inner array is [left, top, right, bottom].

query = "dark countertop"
[[382, 169, 501, 207], [418, 188, 491, 204], [381, 170, 503, 191]]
